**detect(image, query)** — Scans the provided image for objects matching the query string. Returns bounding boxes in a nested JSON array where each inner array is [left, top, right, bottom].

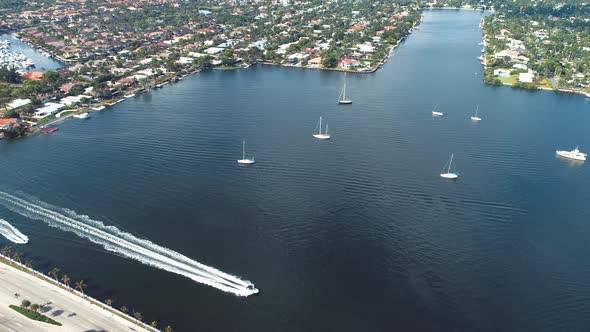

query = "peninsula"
[[0, 0, 422, 140]]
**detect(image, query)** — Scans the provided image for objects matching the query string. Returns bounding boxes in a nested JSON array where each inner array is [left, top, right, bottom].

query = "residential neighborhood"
[[0, 0, 421, 140]]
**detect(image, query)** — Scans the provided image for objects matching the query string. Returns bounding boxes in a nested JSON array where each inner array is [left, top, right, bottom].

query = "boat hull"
[[338, 101, 352, 105], [432, 112, 444, 116], [471, 117, 482, 121], [556, 151, 586, 161], [237, 159, 255, 165], [313, 134, 331, 140], [440, 173, 459, 179]]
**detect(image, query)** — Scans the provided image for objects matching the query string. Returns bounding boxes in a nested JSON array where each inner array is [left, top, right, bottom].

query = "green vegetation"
[[214, 65, 242, 70], [9, 304, 62, 326]]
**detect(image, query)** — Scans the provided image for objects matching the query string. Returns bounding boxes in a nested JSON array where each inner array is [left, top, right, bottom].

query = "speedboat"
[[556, 147, 587, 161]]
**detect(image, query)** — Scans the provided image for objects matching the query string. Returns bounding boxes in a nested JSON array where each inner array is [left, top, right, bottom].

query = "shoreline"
[[0, 253, 159, 332]]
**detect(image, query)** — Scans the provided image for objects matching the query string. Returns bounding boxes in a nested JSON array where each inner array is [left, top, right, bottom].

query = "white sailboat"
[[338, 82, 352, 104], [440, 154, 459, 179], [237, 140, 255, 164], [471, 104, 482, 121], [432, 104, 444, 116], [313, 116, 331, 140]]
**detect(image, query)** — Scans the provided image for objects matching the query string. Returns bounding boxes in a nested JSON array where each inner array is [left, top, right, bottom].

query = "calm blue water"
[[1, 10, 590, 331], [0, 33, 63, 71]]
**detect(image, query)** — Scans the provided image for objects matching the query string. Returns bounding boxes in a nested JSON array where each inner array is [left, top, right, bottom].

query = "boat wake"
[[0, 219, 29, 244], [0, 191, 258, 297]]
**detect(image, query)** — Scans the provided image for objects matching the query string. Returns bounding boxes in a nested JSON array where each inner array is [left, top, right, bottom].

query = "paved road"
[[0, 262, 150, 332]]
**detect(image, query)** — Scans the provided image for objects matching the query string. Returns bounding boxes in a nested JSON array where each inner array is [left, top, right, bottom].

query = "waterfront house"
[[308, 57, 322, 67], [7, 99, 31, 110], [494, 50, 519, 61], [34, 103, 63, 118], [339, 58, 360, 69], [0, 118, 18, 130]]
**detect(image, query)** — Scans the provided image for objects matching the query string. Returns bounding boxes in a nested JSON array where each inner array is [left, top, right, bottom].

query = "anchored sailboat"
[[471, 104, 482, 121], [313, 116, 331, 140], [237, 140, 255, 164], [338, 82, 352, 104], [432, 104, 444, 116], [440, 154, 459, 179]]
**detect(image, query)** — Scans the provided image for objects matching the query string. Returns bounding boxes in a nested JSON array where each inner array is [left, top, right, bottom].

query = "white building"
[[7, 98, 31, 110], [519, 71, 535, 83]]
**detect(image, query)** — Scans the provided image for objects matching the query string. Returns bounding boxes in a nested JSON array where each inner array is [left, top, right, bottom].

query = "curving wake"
[[0, 191, 258, 297], [0, 218, 29, 244]]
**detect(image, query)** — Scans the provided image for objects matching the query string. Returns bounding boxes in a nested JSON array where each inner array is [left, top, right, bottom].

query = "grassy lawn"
[[58, 111, 74, 117], [214, 65, 241, 70], [9, 305, 62, 326], [36, 115, 56, 124], [498, 75, 518, 85]]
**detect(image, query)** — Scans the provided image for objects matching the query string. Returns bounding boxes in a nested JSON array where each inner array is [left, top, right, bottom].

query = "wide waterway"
[[1, 10, 590, 331]]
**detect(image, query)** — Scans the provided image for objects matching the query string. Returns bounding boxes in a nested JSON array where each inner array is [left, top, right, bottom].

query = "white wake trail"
[[0, 192, 258, 296], [0, 219, 29, 244]]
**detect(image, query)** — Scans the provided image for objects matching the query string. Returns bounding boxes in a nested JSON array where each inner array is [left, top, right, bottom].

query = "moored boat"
[[41, 127, 59, 134], [556, 147, 587, 161]]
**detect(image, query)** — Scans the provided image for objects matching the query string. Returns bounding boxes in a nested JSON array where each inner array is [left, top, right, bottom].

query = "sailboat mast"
[[319, 116, 322, 135], [448, 154, 453, 173], [475, 104, 479, 117], [242, 140, 245, 159], [343, 83, 346, 100]]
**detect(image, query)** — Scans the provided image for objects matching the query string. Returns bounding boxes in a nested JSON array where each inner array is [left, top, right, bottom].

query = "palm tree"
[[105, 298, 114, 306], [24, 260, 33, 269], [150, 321, 158, 328], [164, 325, 174, 332], [49, 267, 60, 281], [120, 305, 128, 313], [30, 303, 39, 312], [1, 246, 12, 257], [74, 280, 87, 295], [12, 252, 21, 263], [133, 311, 143, 321], [61, 274, 71, 288]]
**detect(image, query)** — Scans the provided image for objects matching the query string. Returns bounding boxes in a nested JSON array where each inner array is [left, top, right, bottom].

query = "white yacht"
[[237, 140, 255, 165], [73, 112, 90, 119], [440, 154, 459, 179], [556, 147, 587, 161], [471, 104, 482, 121], [313, 116, 331, 140], [338, 82, 352, 104], [432, 104, 444, 116]]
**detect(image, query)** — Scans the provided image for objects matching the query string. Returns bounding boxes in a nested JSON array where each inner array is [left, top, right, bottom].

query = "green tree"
[[49, 267, 60, 281], [75, 280, 87, 294], [322, 54, 338, 68], [61, 274, 71, 288], [30, 303, 39, 312], [21, 299, 31, 309]]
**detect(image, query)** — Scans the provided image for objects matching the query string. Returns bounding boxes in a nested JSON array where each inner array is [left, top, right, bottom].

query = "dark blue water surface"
[[1, 10, 590, 332]]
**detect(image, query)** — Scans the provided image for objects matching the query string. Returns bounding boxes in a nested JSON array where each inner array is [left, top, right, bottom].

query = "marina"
[[0, 39, 35, 73]]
